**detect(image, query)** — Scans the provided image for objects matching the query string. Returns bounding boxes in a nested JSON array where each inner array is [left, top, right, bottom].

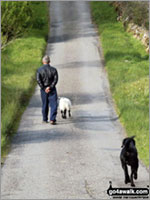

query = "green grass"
[[91, 2, 149, 167], [1, 2, 49, 160]]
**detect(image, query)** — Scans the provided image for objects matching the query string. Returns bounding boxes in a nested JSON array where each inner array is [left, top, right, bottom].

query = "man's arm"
[[50, 69, 58, 89], [37, 70, 44, 90]]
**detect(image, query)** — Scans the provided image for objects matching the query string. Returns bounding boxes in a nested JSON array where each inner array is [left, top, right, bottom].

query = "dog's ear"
[[130, 136, 136, 145], [132, 136, 136, 145], [121, 138, 127, 147]]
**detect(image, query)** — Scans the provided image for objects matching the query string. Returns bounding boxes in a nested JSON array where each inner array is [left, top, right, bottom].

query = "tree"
[[1, 1, 32, 46]]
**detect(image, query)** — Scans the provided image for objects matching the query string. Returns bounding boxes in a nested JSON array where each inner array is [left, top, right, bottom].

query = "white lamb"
[[58, 97, 72, 119]]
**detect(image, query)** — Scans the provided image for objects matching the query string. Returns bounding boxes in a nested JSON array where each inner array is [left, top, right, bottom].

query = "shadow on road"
[[48, 31, 97, 44], [58, 92, 106, 105], [55, 60, 101, 69], [11, 114, 121, 146]]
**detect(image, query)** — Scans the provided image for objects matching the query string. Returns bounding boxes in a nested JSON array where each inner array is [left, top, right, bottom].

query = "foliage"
[[91, 2, 149, 167], [29, 2, 48, 29], [112, 1, 149, 29], [1, 1, 48, 47], [1, 2, 32, 45]]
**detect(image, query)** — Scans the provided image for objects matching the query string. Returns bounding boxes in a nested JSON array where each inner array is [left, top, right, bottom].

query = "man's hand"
[[45, 87, 50, 93]]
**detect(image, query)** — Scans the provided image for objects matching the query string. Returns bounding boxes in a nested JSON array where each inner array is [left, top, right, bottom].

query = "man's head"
[[42, 55, 50, 64]]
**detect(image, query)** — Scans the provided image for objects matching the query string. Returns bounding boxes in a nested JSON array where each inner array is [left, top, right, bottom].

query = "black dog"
[[120, 136, 139, 187]]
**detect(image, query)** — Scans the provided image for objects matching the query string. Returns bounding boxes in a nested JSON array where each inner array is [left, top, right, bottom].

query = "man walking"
[[37, 55, 58, 125]]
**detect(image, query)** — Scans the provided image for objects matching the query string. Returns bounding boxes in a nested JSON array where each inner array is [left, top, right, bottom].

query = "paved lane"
[[1, 2, 149, 199]]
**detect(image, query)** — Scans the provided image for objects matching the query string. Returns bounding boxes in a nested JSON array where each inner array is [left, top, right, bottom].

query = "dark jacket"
[[37, 64, 58, 90]]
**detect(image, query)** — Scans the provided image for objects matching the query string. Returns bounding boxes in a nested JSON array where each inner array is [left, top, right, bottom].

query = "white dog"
[[58, 97, 72, 119]]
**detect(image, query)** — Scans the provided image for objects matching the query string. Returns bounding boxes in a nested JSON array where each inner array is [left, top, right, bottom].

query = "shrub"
[[1, 2, 32, 46], [112, 1, 149, 29]]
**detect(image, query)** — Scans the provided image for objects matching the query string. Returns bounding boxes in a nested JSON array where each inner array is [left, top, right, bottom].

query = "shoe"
[[42, 121, 48, 124], [50, 120, 56, 125]]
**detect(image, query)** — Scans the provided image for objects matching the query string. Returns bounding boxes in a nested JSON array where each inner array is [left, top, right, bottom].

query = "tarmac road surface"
[[1, 2, 149, 199]]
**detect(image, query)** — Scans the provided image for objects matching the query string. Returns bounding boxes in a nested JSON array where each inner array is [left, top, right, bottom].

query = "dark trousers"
[[40, 88, 58, 122]]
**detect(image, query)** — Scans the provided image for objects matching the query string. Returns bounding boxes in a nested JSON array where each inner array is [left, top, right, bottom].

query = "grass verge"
[[1, 2, 49, 161], [91, 2, 149, 167]]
